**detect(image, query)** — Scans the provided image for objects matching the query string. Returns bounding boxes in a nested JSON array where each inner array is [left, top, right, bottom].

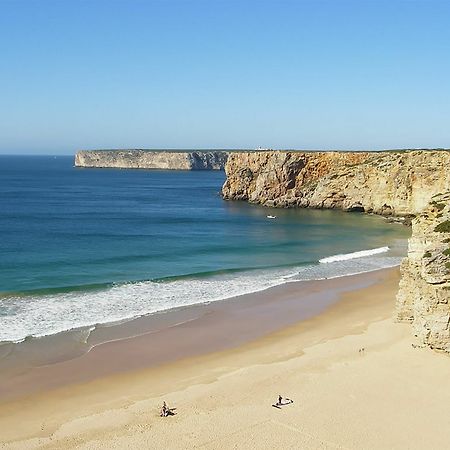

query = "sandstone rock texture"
[[222, 149, 450, 352], [75, 150, 228, 170], [222, 150, 450, 216], [396, 193, 450, 352]]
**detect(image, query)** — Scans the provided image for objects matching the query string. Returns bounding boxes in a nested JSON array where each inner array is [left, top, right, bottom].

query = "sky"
[[1, 0, 449, 154]]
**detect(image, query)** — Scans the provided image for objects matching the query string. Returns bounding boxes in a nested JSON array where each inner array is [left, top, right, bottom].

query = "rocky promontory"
[[222, 149, 450, 352], [75, 150, 228, 170], [222, 150, 450, 216]]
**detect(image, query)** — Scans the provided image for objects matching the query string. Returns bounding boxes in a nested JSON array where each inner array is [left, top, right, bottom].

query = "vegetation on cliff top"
[[434, 220, 450, 233]]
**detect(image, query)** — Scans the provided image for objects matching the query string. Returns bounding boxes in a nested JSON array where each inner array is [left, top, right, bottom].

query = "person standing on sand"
[[278, 395, 282, 405]]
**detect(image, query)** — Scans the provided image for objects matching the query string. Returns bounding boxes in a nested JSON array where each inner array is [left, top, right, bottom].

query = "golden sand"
[[1, 268, 449, 449]]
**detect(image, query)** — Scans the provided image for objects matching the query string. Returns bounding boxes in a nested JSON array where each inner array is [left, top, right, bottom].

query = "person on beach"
[[161, 401, 168, 417], [276, 395, 293, 406], [273, 395, 294, 409]]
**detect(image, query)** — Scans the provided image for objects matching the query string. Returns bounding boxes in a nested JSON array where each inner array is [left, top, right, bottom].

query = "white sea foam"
[[0, 245, 405, 343], [319, 246, 390, 264], [0, 268, 293, 343]]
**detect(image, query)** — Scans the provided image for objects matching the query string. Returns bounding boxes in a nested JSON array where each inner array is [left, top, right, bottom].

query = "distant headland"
[[74, 149, 229, 170]]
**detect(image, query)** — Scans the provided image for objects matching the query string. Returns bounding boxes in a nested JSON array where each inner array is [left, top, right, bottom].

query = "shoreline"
[[1, 266, 450, 448], [1, 242, 406, 346], [0, 268, 392, 404]]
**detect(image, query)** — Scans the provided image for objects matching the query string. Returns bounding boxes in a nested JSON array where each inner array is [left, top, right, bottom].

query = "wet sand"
[[0, 270, 382, 401], [1, 267, 449, 449]]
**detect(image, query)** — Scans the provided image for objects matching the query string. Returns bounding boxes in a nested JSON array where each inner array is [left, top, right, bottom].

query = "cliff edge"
[[396, 193, 450, 352], [222, 150, 450, 352], [75, 150, 228, 170], [222, 150, 450, 216]]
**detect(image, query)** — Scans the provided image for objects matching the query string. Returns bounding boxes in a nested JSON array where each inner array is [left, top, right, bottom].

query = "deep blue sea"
[[0, 155, 409, 342]]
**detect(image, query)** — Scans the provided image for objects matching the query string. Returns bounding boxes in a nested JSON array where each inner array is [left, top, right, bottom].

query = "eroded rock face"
[[223, 150, 450, 352], [396, 193, 450, 352], [75, 150, 228, 170], [222, 150, 450, 215]]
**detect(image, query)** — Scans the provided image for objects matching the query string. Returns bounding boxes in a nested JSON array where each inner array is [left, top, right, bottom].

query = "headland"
[[74, 149, 229, 170]]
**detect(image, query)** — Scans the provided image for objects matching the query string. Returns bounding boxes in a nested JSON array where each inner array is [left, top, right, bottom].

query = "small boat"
[[267, 215, 277, 219]]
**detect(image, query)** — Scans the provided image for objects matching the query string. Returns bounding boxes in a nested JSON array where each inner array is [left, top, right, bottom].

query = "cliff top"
[[76, 149, 231, 154], [77, 148, 450, 154]]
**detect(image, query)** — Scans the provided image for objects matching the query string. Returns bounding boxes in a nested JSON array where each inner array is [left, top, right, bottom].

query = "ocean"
[[0, 155, 409, 343]]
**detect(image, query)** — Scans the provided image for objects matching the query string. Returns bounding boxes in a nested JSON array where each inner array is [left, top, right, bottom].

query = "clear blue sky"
[[1, 0, 449, 154]]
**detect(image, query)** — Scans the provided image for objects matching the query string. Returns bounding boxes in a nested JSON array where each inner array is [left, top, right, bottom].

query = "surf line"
[[319, 246, 390, 264]]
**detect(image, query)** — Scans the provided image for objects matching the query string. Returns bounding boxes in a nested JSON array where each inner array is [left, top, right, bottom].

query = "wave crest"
[[319, 246, 390, 264], [0, 245, 403, 343]]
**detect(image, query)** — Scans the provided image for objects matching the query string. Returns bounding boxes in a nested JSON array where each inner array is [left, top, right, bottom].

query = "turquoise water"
[[0, 155, 409, 342]]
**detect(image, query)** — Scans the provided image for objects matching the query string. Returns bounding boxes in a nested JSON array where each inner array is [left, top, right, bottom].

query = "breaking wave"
[[319, 246, 390, 264]]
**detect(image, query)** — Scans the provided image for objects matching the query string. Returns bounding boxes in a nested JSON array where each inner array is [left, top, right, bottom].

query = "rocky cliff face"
[[222, 150, 450, 216], [222, 150, 450, 352], [75, 150, 228, 170], [396, 193, 450, 352]]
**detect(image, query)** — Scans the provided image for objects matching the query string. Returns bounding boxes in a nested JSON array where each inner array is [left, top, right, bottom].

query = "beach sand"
[[1, 268, 450, 449]]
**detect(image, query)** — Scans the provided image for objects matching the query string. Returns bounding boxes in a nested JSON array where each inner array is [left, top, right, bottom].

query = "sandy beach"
[[3, 0, 450, 448], [1, 267, 449, 449]]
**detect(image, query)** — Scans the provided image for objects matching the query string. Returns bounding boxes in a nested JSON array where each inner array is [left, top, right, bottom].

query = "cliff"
[[222, 150, 450, 216], [75, 150, 228, 170], [396, 193, 450, 352], [222, 150, 450, 352]]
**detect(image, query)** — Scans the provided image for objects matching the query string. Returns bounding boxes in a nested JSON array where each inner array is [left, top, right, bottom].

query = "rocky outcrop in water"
[[396, 193, 450, 352], [75, 150, 228, 170], [222, 149, 450, 352]]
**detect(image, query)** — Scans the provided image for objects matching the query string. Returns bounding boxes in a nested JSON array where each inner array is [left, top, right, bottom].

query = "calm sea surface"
[[0, 155, 409, 342]]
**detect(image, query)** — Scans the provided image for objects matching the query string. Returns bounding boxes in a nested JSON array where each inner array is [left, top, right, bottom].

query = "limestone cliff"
[[396, 193, 450, 352], [222, 149, 450, 352], [75, 150, 228, 170], [222, 150, 450, 216]]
